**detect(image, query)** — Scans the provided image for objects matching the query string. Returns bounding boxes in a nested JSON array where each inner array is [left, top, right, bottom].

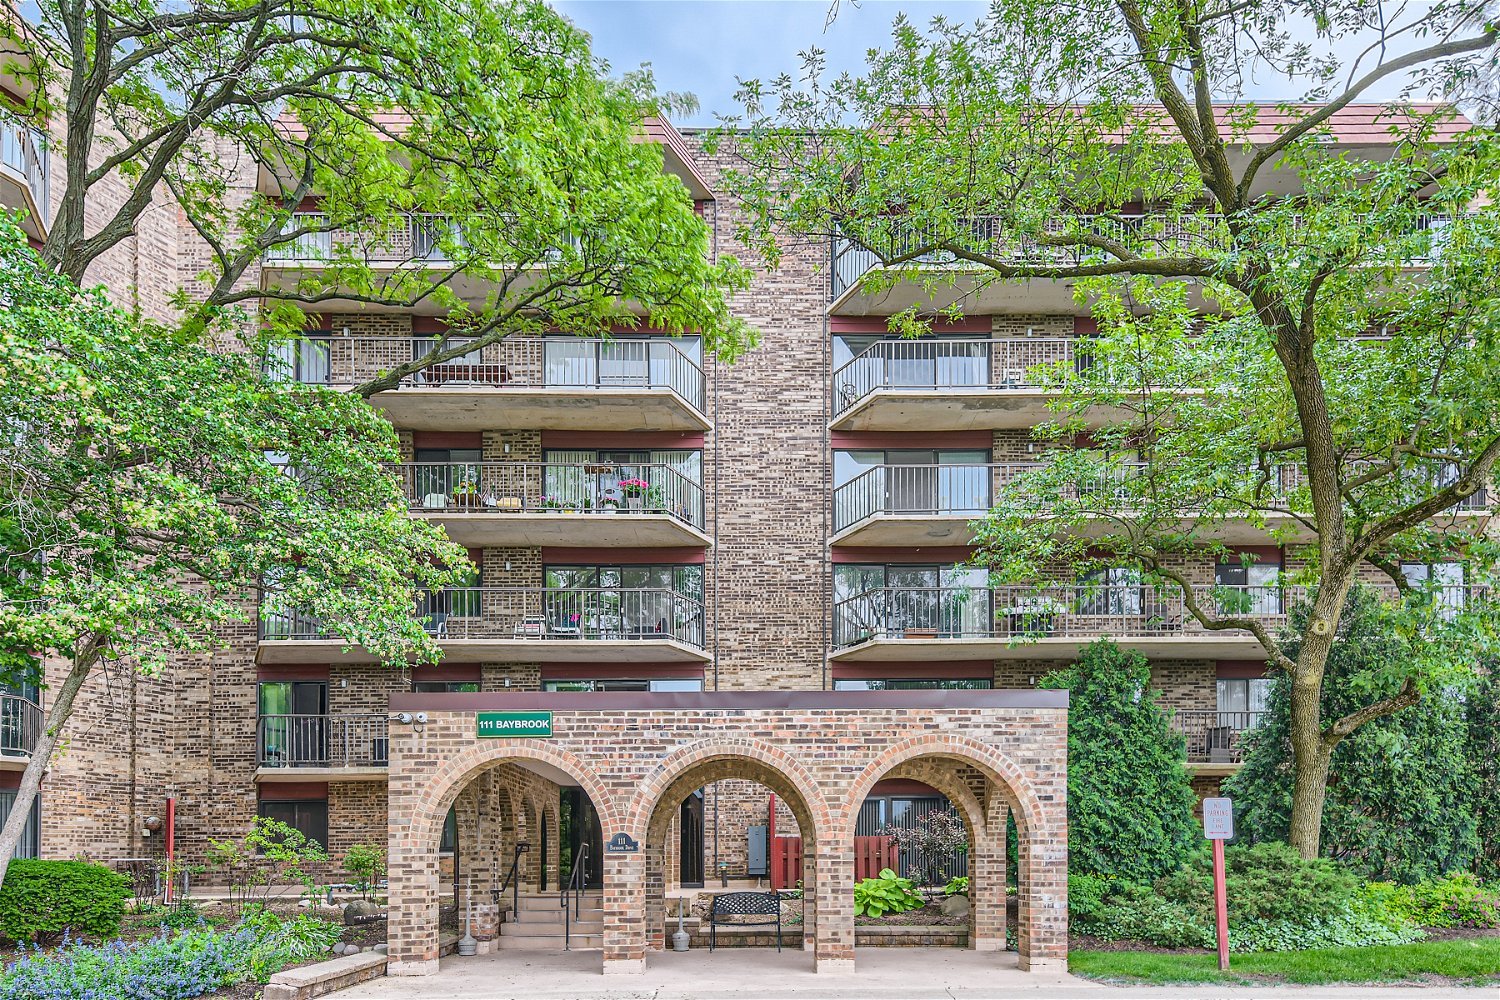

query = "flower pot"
[[627, 497, 644, 512]]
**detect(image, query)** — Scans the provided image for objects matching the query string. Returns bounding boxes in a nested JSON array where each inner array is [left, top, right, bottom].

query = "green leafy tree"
[[0, 219, 465, 885], [1, 0, 753, 382], [721, 3, 1500, 857], [1229, 588, 1481, 881], [1040, 641, 1200, 882]]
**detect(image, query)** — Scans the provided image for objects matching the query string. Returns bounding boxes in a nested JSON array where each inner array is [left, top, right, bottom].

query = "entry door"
[[679, 790, 705, 887], [562, 787, 604, 890]]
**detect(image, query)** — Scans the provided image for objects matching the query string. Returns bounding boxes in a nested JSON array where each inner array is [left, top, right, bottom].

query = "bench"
[[708, 891, 782, 952]]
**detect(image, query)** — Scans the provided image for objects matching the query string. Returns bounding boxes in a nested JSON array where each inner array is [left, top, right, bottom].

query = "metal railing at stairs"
[[561, 844, 589, 950], [492, 841, 530, 922]]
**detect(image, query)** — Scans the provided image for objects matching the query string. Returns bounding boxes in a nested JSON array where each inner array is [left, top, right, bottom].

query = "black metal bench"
[[708, 891, 782, 952]]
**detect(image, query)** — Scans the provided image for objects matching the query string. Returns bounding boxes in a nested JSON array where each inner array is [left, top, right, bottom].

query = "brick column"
[[602, 851, 647, 975], [800, 847, 816, 951], [386, 845, 441, 976], [811, 842, 854, 972], [1016, 808, 1069, 973], [971, 798, 1008, 953]]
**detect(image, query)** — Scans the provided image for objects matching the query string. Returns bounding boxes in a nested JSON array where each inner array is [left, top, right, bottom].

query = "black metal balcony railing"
[[0, 122, 48, 221], [832, 338, 1090, 415], [831, 213, 1463, 296], [833, 583, 1481, 647], [265, 334, 705, 412], [257, 714, 388, 768], [391, 461, 705, 527], [263, 211, 581, 266], [833, 461, 1150, 532], [260, 586, 707, 648], [1172, 709, 1266, 764], [0, 694, 43, 759]]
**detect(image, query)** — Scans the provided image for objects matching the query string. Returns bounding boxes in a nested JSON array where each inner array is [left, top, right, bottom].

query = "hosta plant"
[[854, 868, 924, 918]]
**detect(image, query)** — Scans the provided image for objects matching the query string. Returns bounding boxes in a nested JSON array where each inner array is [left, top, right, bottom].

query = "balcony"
[[829, 213, 1462, 316], [0, 693, 42, 769], [393, 461, 708, 547], [832, 582, 1483, 662], [1172, 709, 1264, 774], [271, 334, 707, 431], [0, 121, 48, 240], [832, 583, 1297, 661], [256, 713, 388, 781], [257, 587, 709, 664], [831, 461, 1491, 547], [830, 338, 1135, 431]]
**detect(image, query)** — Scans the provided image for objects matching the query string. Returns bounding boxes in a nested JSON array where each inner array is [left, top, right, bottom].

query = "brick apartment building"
[[0, 24, 1486, 967]]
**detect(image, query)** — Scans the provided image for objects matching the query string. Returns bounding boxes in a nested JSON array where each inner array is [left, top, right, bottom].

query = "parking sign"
[[1203, 797, 1234, 840]]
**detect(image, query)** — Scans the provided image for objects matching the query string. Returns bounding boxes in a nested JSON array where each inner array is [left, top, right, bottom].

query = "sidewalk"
[[333, 947, 1500, 999]]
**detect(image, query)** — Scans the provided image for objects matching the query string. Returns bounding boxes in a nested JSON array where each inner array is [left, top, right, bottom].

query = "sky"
[[550, 0, 1430, 128]]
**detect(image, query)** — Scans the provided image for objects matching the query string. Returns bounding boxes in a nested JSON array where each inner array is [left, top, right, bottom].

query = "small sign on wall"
[[1203, 797, 1234, 840], [476, 711, 553, 738], [605, 833, 640, 854]]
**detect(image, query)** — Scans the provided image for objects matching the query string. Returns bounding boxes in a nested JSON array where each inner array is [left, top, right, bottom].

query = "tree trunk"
[[0, 641, 99, 889], [1283, 579, 1347, 860], [1286, 712, 1334, 859]]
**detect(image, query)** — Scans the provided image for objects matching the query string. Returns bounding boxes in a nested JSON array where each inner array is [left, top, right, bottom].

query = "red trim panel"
[[1216, 660, 1271, 679], [258, 782, 328, 800], [412, 431, 483, 450], [830, 317, 992, 334], [831, 661, 995, 680], [870, 779, 941, 796], [412, 664, 483, 683], [831, 431, 994, 450], [830, 547, 975, 565], [541, 547, 705, 565], [540, 663, 707, 681], [256, 665, 332, 682], [542, 431, 706, 450]]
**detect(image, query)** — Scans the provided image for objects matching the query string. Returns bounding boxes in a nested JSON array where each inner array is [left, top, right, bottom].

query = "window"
[[411, 681, 480, 693], [439, 805, 457, 853], [266, 334, 331, 384], [1216, 678, 1272, 728], [1215, 556, 1284, 615], [257, 799, 328, 850], [544, 565, 704, 643], [834, 449, 990, 528], [834, 678, 993, 691], [1401, 561, 1467, 617], [542, 678, 704, 693], [257, 682, 327, 767], [412, 448, 482, 506], [0, 792, 38, 858], [1077, 568, 1142, 616], [417, 564, 481, 626]]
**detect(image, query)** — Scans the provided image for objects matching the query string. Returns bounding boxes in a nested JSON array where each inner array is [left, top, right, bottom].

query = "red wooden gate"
[[770, 835, 897, 889]]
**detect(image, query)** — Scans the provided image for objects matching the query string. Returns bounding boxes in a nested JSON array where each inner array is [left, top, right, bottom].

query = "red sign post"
[[1202, 796, 1233, 971]]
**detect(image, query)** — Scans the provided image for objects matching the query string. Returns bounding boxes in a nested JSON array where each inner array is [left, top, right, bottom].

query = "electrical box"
[[746, 824, 768, 875]]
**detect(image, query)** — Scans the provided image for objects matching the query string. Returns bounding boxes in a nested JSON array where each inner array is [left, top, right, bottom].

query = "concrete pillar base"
[[386, 958, 441, 977], [971, 936, 1005, 952], [814, 957, 855, 974], [1019, 956, 1068, 975], [603, 958, 646, 975]]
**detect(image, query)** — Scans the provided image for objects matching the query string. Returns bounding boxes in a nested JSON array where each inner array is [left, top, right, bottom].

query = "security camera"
[[396, 712, 414, 725], [414, 712, 428, 724]]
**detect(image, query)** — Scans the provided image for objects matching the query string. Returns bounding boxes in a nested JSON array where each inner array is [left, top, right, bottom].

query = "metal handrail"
[[492, 842, 530, 922], [391, 461, 705, 527], [256, 714, 388, 768], [262, 334, 705, 411], [831, 337, 1086, 414], [561, 843, 588, 951], [0, 694, 43, 758], [0, 122, 48, 221], [259, 586, 708, 648], [1172, 709, 1266, 763], [831, 583, 1483, 647]]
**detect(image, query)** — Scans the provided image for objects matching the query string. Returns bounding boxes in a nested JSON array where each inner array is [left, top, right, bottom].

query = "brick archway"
[[384, 690, 1068, 977], [841, 736, 1066, 972], [629, 739, 835, 954]]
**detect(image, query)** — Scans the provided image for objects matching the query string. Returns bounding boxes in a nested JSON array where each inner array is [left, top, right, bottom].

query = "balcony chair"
[[513, 616, 547, 639], [421, 492, 448, 510], [483, 493, 523, 512]]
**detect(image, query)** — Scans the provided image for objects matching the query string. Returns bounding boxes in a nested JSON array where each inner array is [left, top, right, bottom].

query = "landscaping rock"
[[343, 899, 382, 925], [373, 943, 388, 954], [939, 895, 970, 918]]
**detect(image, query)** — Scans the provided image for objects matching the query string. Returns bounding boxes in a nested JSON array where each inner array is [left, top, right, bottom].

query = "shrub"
[[943, 876, 969, 897], [157, 900, 208, 931], [207, 817, 328, 915], [1041, 641, 1200, 882], [1067, 872, 1115, 924], [882, 810, 967, 886], [343, 843, 386, 899], [1364, 872, 1500, 929], [1156, 842, 1360, 926], [853, 868, 924, 917], [0, 859, 132, 943]]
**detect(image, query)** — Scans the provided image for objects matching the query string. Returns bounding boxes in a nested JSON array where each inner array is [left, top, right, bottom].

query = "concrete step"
[[495, 933, 603, 950], [501, 920, 603, 937], [513, 900, 603, 916]]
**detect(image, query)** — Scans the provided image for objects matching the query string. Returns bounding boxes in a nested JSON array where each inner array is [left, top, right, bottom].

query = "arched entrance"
[[842, 736, 1065, 972], [629, 740, 833, 961]]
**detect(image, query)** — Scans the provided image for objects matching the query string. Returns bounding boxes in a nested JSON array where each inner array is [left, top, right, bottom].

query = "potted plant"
[[452, 478, 478, 509], [542, 495, 564, 513], [599, 497, 623, 514], [620, 477, 650, 512]]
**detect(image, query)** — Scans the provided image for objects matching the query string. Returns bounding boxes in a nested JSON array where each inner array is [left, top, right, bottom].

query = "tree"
[[719, 3, 1500, 857], [1228, 588, 1480, 882], [0, 218, 466, 885], [0, 0, 754, 385], [1040, 641, 1200, 882]]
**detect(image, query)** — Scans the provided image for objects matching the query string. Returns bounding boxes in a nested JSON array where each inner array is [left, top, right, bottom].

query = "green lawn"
[[1070, 937, 1500, 985]]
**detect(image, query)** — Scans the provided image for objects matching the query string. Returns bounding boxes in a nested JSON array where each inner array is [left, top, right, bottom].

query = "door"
[[561, 787, 604, 890], [884, 450, 938, 515], [258, 682, 327, 767], [679, 790, 705, 887]]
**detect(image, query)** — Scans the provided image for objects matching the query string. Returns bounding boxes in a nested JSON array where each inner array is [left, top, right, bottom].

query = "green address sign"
[[476, 711, 553, 738]]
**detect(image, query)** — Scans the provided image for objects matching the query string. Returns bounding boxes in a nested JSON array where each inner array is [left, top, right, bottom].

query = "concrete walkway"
[[332, 948, 1500, 999]]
